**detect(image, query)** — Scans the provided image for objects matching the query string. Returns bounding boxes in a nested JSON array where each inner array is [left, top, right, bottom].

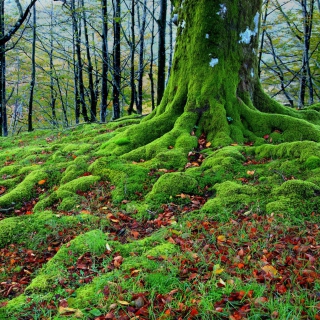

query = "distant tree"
[[156, 0, 167, 106], [27, 4, 37, 132]]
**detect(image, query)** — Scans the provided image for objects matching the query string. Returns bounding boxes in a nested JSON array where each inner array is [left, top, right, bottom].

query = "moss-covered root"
[[24, 230, 107, 294], [0, 170, 48, 209]]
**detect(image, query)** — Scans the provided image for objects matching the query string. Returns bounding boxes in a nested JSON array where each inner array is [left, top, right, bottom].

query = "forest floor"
[[0, 120, 319, 320]]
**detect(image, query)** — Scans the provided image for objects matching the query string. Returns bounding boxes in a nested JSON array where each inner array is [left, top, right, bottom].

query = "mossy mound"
[[201, 181, 258, 220], [0, 170, 48, 208], [146, 172, 199, 204]]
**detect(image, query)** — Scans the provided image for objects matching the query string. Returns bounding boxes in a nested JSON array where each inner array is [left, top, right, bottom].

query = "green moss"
[[57, 175, 100, 195], [254, 141, 320, 162], [305, 156, 320, 170], [61, 143, 93, 155], [0, 170, 48, 208], [25, 230, 107, 293], [114, 137, 131, 145], [60, 156, 89, 184], [273, 179, 320, 198], [57, 196, 80, 211], [201, 181, 257, 218], [146, 172, 198, 204], [0, 165, 21, 175]]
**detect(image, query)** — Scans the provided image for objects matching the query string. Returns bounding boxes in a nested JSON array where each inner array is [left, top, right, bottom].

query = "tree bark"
[[0, 0, 6, 136], [106, 0, 320, 161], [80, 0, 97, 121], [128, 0, 136, 115], [156, 0, 167, 106], [137, 0, 147, 114], [112, 0, 121, 120], [28, 4, 36, 132], [100, 0, 109, 122]]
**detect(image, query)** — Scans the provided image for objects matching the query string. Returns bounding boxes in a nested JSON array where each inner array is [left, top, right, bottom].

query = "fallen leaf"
[[0, 186, 6, 195], [58, 307, 83, 318], [262, 265, 278, 276], [117, 300, 130, 306], [38, 179, 46, 185], [213, 264, 224, 275], [217, 235, 226, 242], [247, 170, 255, 175]]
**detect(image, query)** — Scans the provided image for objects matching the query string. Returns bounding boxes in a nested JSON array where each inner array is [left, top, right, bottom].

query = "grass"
[[0, 123, 319, 319]]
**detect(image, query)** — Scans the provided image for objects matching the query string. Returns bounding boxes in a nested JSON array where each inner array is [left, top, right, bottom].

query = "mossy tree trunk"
[[107, 0, 320, 161]]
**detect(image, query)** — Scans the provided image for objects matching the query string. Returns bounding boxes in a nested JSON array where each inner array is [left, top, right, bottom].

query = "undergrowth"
[[0, 122, 319, 319]]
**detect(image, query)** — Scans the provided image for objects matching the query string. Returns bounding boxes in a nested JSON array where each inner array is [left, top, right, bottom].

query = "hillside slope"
[[0, 120, 319, 319]]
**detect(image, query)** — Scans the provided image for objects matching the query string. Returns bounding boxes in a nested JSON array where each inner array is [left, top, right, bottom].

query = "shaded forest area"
[[0, 0, 319, 136]]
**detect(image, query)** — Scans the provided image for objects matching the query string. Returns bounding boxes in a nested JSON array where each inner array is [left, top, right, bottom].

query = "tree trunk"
[[49, 3, 57, 126], [0, 0, 6, 136], [100, 0, 109, 122], [112, 0, 121, 120], [71, 0, 80, 124], [28, 4, 36, 132], [81, 0, 97, 122], [148, 0, 155, 111], [128, 0, 136, 115], [137, 0, 147, 114], [156, 0, 167, 106], [106, 0, 320, 161]]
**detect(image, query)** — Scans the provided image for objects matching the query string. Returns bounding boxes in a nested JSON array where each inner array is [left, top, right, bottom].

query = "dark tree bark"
[[128, 0, 136, 115], [80, 0, 97, 121], [137, 0, 147, 114], [49, 3, 57, 126], [71, 0, 81, 124], [100, 0, 109, 122], [0, 0, 6, 136], [148, 0, 155, 111], [27, 4, 36, 132], [112, 0, 121, 119], [166, 3, 174, 85], [298, 0, 314, 108], [156, 0, 167, 106]]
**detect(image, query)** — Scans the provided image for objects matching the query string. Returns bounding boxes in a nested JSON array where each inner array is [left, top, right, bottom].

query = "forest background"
[[0, 0, 319, 136]]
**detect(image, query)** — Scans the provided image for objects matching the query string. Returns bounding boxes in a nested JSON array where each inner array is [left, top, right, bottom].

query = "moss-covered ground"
[[0, 120, 319, 319]]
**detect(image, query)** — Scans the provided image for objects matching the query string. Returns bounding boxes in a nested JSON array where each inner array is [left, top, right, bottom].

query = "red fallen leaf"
[[113, 255, 123, 268], [263, 134, 270, 139], [0, 186, 6, 195], [215, 307, 223, 312], [59, 299, 68, 308], [103, 286, 110, 297], [237, 263, 245, 269], [254, 297, 268, 307], [190, 308, 199, 316], [26, 211, 33, 215], [276, 284, 287, 294], [164, 309, 171, 315]]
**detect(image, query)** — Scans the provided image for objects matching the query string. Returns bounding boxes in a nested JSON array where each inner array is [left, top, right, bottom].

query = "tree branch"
[[0, 0, 37, 46]]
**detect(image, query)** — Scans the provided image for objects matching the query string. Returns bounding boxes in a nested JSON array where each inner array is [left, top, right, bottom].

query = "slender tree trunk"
[[27, 4, 36, 132], [148, 0, 155, 111], [128, 0, 136, 115], [156, 0, 167, 106], [81, 0, 97, 121], [258, 0, 270, 78], [299, 0, 314, 108], [0, 0, 7, 136], [49, 3, 57, 126], [76, 0, 89, 122], [71, 0, 80, 124], [112, 0, 121, 119], [100, 0, 109, 122], [166, 3, 173, 86], [137, 0, 147, 114]]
